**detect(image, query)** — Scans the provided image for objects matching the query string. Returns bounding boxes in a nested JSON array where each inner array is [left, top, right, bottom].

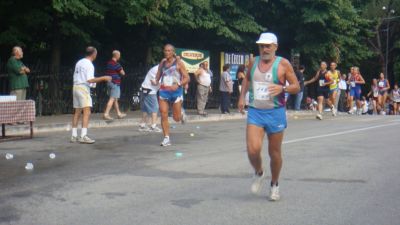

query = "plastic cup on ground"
[[49, 153, 56, 159], [5, 153, 14, 160], [25, 162, 34, 170]]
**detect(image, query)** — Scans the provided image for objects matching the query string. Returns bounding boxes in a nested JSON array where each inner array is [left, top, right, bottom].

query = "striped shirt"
[[105, 59, 123, 85]]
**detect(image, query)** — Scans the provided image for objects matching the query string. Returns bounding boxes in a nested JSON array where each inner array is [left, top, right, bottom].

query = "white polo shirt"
[[141, 65, 160, 95], [73, 58, 94, 86]]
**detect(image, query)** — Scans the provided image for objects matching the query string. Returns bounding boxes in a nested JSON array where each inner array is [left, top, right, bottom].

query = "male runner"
[[238, 32, 300, 201]]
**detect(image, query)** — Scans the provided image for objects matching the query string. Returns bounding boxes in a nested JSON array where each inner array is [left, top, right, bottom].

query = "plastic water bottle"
[[175, 152, 183, 158], [5, 153, 14, 160], [25, 162, 34, 170], [49, 153, 56, 159]]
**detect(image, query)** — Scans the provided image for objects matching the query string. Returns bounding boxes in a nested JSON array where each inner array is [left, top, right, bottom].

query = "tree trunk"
[[50, 14, 62, 114]]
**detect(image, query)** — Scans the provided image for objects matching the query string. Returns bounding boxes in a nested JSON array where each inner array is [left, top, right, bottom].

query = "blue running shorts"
[[247, 106, 287, 134]]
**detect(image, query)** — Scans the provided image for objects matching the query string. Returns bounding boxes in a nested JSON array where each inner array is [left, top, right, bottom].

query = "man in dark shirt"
[[292, 65, 305, 110]]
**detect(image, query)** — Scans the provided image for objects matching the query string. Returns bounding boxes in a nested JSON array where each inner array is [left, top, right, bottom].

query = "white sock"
[[151, 124, 156, 128], [72, 128, 78, 137], [81, 128, 88, 137], [165, 136, 169, 139]]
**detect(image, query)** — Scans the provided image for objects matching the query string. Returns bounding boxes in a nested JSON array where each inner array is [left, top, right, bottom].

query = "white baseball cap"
[[256, 32, 278, 45]]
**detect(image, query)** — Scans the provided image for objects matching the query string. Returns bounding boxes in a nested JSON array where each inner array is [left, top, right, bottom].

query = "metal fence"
[[0, 62, 236, 116]]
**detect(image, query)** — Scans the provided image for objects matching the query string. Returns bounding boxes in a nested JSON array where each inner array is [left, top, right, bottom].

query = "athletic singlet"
[[159, 59, 182, 91], [378, 79, 387, 91], [328, 70, 339, 90], [372, 85, 379, 98], [349, 74, 361, 89], [249, 56, 285, 109], [317, 70, 330, 91]]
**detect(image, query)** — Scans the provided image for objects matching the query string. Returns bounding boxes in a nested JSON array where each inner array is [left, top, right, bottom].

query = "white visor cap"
[[256, 32, 278, 45]]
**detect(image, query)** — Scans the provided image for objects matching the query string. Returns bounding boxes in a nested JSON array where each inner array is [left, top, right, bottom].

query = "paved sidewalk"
[[3, 109, 318, 136]]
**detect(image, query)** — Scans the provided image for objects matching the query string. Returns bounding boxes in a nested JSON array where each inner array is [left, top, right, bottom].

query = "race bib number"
[[351, 81, 356, 87], [162, 76, 174, 86], [373, 90, 379, 97], [253, 82, 270, 100], [378, 81, 384, 88], [319, 80, 325, 87]]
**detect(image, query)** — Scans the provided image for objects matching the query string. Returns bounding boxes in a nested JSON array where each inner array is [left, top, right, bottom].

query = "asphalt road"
[[1, 115, 399, 225]]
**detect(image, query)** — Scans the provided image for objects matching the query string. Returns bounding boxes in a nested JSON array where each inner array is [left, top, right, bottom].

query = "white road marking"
[[283, 122, 399, 144]]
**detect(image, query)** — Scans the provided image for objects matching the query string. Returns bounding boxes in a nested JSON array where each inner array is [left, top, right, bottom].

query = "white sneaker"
[[251, 171, 267, 194], [70, 136, 78, 143], [348, 110, 354, 115], [160, 137, 171, 146], [139, 126, 151, 132], [79, 135, 95, 144], [269, 185, 280, 201], [150, 126, 162, 133], [316, 113, 323, 120], [331, 107, 337, 116]]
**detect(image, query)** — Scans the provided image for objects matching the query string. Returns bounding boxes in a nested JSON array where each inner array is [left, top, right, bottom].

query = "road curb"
[[4, 110, 324, 136]]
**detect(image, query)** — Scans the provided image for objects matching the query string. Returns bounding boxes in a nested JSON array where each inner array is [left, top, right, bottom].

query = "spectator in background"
[[293, 65, 305, 110], [219, 64, 233, 114], [71, 47, 111, 144], [103, 50, 126, 120], [337, 74, 348, 112], [138, 65, 161, 132], [194, 61, 213, 116], [391, 83, 400, 115], [236, 64, 246, 94], [7, 46, 30, 100]]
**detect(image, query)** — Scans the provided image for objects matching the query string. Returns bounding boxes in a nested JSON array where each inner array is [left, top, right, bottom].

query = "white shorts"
[[73, 84, 92, 108]]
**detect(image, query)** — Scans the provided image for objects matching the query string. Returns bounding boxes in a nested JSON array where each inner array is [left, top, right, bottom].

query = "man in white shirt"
[[70, 47, 111, 144], [194, 61, 213, 116], [138, 65, 162, 132]]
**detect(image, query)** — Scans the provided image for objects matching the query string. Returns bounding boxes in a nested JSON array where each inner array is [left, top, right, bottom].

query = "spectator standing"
[[71, 47, 111, 144], [293, 65, 305, 110], [194, 61, 213, 116], [138, 65, 161, 132], [236, 64, 246, 94], [337, 74, 348, 112], [7, 46, 30, 100], [219, 64, 233, 114], [103, 50, 126, 120]]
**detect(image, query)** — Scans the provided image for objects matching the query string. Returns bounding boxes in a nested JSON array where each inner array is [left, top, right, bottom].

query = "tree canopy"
[[0, 0, 399, 83]]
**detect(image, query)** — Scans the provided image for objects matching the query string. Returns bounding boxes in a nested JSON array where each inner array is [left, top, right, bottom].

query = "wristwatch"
[[282, 86, 287, 92]]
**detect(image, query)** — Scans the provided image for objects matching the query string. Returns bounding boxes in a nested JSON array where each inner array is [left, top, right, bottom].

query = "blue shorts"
[[107, 82, 121, 99], [159, 88, 183, 103], [350, 86, 361, 100], [247, 107, 287, 134], [140, 93, 159, 114]]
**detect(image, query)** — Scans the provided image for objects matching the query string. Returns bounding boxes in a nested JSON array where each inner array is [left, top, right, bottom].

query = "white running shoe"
[[79, 135, 95, 144], [348, 110, 354, 115], [269, 185, 280, 201], [331, 107, 337, 116], [316, 113, 323, 120], [160, 137, 171, 146], [150, 126, 162, 133], [251, 171, 267, 194], [70, 136, 78, 143], [139, 126, 151, 132]]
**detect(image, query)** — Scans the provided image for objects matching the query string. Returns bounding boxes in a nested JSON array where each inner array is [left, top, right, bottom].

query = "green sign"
[[176, 48, 210, 73]]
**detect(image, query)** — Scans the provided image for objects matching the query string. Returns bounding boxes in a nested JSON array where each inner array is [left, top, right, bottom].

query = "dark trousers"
[[338, 89, 347, 112], [220, 91, 231, 113]]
